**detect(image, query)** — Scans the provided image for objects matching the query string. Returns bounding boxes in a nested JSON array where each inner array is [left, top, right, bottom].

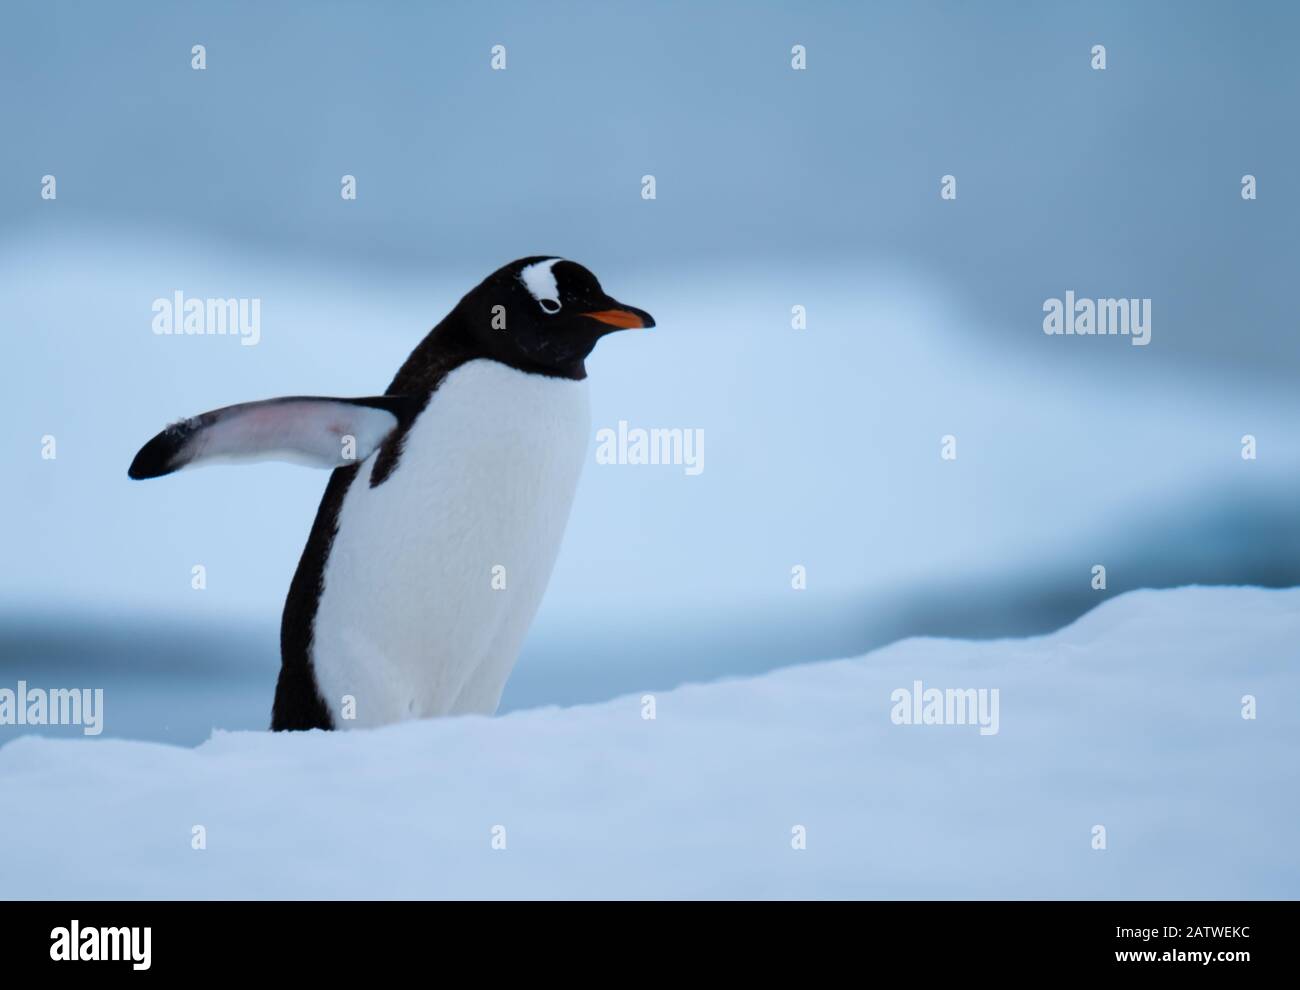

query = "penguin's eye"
[[539, 298, 562, 315]]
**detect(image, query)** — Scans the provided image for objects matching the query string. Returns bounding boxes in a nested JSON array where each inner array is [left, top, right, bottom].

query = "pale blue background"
[[2, 0, 1298, 744]]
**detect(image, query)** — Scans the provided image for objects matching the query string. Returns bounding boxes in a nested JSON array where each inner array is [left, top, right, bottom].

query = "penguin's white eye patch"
[[519, 258, 564, 315]]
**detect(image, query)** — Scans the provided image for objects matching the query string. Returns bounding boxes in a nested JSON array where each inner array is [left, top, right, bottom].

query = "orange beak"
[[582, 308, 653, 329]]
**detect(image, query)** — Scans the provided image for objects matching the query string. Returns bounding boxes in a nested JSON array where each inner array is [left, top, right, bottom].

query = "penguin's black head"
[[453, 257, 654, 380]]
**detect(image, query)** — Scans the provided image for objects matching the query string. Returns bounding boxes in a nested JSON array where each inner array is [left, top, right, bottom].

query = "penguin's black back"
[[273, 463, 358, 730]]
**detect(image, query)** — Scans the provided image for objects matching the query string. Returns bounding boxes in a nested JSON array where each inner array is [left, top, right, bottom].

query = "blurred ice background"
[[2, 1, 1298, 745]]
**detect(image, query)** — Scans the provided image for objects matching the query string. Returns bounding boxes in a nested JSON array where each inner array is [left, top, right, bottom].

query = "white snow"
[[1, 585, 1296, 899]]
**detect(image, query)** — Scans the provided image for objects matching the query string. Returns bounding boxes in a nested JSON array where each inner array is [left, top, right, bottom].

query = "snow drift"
[[1, 586, 1297, 899]]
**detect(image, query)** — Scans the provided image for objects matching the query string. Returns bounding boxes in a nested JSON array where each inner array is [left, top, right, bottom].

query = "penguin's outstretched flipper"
[[127, 395, 418, 480]]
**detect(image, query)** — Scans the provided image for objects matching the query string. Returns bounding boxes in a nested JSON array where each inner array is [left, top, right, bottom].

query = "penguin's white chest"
[[310, 359, 590, 728]]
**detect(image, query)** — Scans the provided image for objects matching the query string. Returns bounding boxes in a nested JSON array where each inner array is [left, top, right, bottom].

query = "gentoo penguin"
[[128, 257, 653, 731]]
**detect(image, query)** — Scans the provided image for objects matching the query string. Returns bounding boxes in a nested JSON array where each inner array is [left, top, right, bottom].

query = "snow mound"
[[2, 586, 1297, 899]]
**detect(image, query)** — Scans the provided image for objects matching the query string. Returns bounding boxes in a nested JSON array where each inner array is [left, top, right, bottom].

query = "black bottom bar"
[[0, 900, 1290, 977]]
